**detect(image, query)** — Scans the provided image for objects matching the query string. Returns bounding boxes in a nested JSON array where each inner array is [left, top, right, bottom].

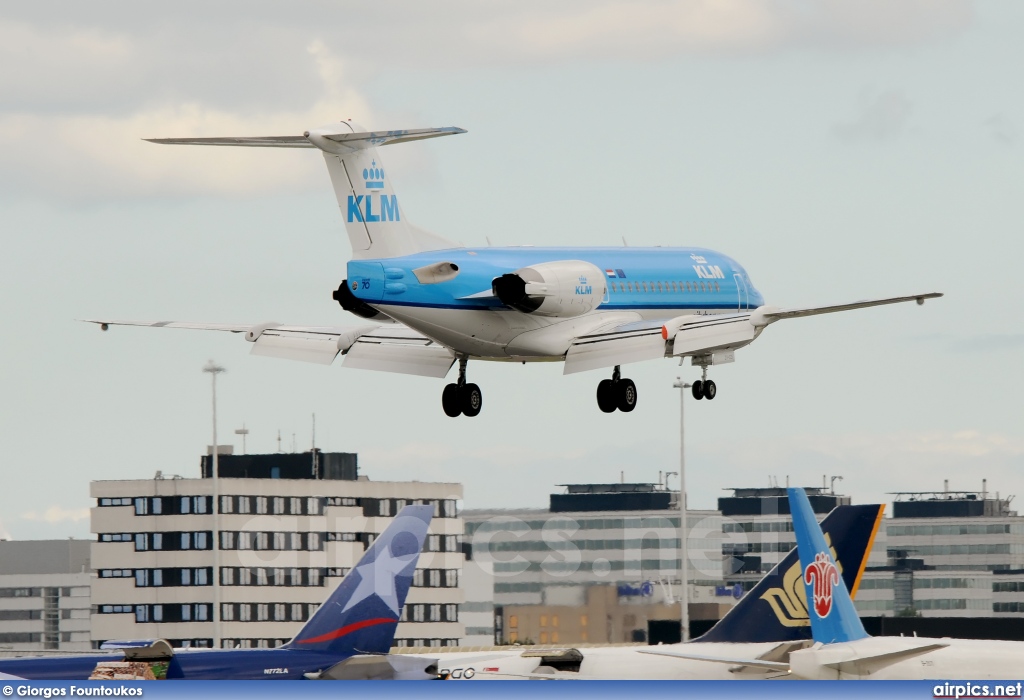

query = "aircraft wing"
[[564, 292, 942, 374], [83, 319, 456, 378]]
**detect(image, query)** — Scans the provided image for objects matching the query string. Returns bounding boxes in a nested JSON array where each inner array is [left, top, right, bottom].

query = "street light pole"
[[203, 360, 226, 649], [672, 377, 691, 642]]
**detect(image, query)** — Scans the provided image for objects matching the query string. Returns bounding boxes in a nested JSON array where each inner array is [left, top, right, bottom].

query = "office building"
[[90, 451, 464, 648], [0, 540, 92, 652], [463, 481, 727, 644]]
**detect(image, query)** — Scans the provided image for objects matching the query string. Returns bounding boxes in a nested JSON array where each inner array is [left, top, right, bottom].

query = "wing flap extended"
[[250, 331, 343, 365], [564, 330, 665, 375], [671, 315, 757, 356], [343, 342, 455, 378]]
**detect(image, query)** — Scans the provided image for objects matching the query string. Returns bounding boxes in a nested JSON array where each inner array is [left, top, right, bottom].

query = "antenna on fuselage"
[[622, 236, 629, 247]]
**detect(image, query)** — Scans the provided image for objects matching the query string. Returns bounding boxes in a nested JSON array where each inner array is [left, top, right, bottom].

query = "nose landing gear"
[[442, 356, 483, 417], [596, 366, 638, 413]]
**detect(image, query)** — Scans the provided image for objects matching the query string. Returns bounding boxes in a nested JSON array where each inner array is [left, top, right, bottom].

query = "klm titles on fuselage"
[[694, 264, 725, 279]]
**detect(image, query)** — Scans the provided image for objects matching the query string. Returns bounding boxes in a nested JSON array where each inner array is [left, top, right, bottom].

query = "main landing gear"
[[691, 365, 717, 401], [596, 366, 638, 413], [442, 356, 482, 418]]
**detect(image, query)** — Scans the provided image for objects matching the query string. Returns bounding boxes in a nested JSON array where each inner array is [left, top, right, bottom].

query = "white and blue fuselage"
[[348, 246, 764, 361]]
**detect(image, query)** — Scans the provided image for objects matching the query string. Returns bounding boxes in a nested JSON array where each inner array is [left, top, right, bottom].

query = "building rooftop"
[[0, 540, 91, 576], [199, 450, 358, 481]]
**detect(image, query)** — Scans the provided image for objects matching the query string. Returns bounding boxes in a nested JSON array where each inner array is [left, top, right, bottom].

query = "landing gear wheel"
[[442, 383, 462, 417], [597, 379, 617, 413], [460, 383, 483, 417], [702, 379, 717, 401], [617, 378, 637, 412], [692, 380, 704, 401]]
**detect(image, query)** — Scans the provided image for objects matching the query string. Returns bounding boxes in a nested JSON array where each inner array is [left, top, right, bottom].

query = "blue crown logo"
[[362, 161, 385, 190], [578, 275, 588, 285]]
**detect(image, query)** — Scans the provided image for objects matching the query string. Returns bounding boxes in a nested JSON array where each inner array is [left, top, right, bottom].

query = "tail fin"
[[696, 502, 883, 644], [146, 123, 464, 260], [283, 504, 432, 655], [788, 488, 870, 644]]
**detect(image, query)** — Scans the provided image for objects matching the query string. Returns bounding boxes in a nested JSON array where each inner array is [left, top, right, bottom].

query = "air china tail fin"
[[696, 502, 883, 644], [788, 488, 870, 645], [146, 123, 464, 260], [283, 504, 433, 655]]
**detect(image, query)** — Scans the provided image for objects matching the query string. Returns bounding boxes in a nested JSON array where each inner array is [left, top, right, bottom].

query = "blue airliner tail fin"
[[788, 487, 870, 644], [283, 504, 433, 655], [696, 501, 883, 644]]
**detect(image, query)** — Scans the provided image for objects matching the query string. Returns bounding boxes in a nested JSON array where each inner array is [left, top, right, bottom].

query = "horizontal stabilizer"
[[99, 639, 174, 659], [145, 136, 313, 148], [637, 648, 789, 671], [314, 654, 438, 680], [146, 127, 466, 154], [821, 642, 949, 673]]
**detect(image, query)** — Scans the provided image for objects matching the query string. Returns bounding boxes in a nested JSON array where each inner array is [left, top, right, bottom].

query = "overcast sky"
[[1, 1, 1021, 539]]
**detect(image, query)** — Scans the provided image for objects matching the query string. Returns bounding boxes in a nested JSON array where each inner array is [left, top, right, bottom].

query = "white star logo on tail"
[[341, 519, 422, 615]]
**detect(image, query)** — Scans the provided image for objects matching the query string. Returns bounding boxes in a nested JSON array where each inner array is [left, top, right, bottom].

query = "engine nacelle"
[[332, 280, 389, 321], [492, 260, 606, 318]]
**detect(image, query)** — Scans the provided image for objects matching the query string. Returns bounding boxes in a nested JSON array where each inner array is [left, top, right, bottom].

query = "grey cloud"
[[0, 1, 974, 115], [833, 89, 914, 142]]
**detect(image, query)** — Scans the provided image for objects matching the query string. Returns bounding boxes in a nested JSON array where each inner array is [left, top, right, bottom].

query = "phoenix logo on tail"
[[803, 552, 841, 618]]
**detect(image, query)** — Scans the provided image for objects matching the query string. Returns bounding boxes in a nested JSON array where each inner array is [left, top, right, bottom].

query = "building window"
[[509, 615, 518, 629], [540, 615, 548, 627], [445, 604, 458, 622], [220, 495, 233, 514], [134, 534, 148, 551]]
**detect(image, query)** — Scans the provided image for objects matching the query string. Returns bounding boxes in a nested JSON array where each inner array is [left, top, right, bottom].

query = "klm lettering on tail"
[[347, 195, 400, 223]]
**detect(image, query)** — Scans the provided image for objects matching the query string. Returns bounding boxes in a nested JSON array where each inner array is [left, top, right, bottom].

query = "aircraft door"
[[346, 261, 386, 303], [734, 273, 749, 310]]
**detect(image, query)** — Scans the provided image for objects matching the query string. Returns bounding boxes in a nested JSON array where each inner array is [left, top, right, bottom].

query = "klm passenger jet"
[[89, 124, 941, 417]]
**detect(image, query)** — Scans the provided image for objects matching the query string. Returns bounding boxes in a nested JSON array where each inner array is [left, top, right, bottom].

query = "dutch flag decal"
[[605, 269, 616, 278]]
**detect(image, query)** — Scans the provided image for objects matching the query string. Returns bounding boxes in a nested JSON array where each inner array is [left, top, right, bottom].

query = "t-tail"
[[788, 487, 870, 645], [696, 501, 883, 644], [145, 123, 464, 260], [282, 504, 433, 655]]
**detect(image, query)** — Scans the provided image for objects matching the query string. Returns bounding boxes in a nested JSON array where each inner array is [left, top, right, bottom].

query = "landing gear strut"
[[442, 356, 483, 418], [596, 365, 638, 413], [691, 364, 717, 401]]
